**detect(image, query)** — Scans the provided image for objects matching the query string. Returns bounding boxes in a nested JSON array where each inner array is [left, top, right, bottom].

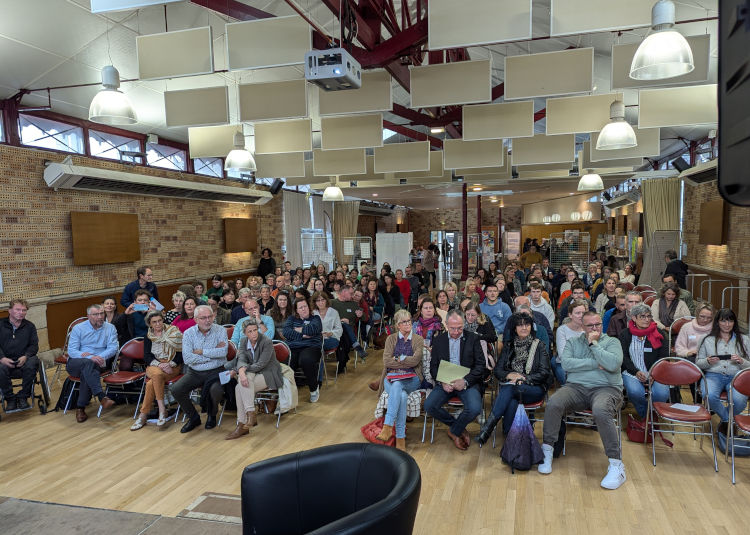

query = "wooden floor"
[[1, 352, 749, 535]]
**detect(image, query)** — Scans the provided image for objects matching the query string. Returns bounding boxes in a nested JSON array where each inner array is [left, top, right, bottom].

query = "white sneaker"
[[538, 444, 554, 474], [309, 388, 320, 403], [600, 458, 626, 490]]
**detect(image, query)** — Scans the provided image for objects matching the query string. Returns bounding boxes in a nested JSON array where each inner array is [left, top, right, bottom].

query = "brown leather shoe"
[[225, 423, 249, 440], [460, 429, 471, 448], [447, 430, 468, 450], [76, 408, 88, 423], [376, 424, 393, 442], [368, 381, 380, 392], [247, 411, 258, 427], [395, 438, 406, 451], [99, 396, 115, 410]]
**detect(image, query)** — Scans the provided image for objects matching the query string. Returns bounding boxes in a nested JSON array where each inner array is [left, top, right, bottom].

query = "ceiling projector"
[[304, 48, 362, 91]]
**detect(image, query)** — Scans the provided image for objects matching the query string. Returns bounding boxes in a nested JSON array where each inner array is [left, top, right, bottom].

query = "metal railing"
[[686, 273, 709, 298], [699, 279, 730, 304]]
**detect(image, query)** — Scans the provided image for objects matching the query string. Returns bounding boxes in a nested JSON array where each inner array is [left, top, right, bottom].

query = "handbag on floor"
[[361, 416, 396, 447], [626, 414, 673, 447], [500, 388, 544, 473]]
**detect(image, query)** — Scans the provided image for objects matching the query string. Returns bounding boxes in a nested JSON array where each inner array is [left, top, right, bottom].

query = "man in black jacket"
[[663, 249, 688, 289], [424, 310, 486, 450], [0, 299, 39, 411]]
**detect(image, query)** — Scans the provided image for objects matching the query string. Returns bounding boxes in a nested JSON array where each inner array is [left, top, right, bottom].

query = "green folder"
[[436, 360, 470, 384]]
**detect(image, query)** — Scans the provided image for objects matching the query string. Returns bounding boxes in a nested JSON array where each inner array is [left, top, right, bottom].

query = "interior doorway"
[[430, 230, 457, 273]]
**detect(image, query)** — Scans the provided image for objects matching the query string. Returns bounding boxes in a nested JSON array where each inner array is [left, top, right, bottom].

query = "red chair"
[[321, 341, 341, 385], [52, 317, 87, 385], [620, 282, 635, 291], [729, 369, 750, 483], [97, 338, 146, 418], [223, 324, 235, 340], [62, 349, 115, 415], [644, 295, 657, 306], [635, 285, 654, 292], [646, 357, 717, 471], [255, 340, 296, 428], [668, 316, 694, 353]]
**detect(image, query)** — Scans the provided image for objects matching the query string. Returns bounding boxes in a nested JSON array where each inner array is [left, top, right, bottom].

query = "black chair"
[[241, 443, 421, 535]]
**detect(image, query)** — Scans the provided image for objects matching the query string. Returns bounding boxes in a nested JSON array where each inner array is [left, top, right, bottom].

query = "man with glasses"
[[424, 310, 486, 451], [66, 304, 119, 423], [539, 311, 626, 490], [170, 305, 228, 433], [607, 291, 642, 338]]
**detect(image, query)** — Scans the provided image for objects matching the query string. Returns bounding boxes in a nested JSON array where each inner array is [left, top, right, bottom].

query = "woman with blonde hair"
[[674, 302, 714, 361], [443, 282, 460, 310]]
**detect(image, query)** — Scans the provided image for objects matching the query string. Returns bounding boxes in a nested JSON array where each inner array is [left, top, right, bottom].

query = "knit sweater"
[[560, 332, 623, 389]]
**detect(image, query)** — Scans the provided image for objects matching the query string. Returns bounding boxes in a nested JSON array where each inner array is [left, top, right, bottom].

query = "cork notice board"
[[70, 212, 140, 266], [698, 199, 728, 245], [224, 218, 258, 253]]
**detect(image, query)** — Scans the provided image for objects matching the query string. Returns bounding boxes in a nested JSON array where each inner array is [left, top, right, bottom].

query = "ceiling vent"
[[43, 162, 272, 205], [604, 189, 641, 209], [679, 159, 717, 186]]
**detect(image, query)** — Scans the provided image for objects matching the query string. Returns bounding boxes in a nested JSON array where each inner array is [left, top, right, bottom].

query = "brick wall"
[[408, 205, 521, 247]]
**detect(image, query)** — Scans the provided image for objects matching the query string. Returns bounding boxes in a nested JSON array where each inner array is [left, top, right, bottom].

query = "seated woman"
[[256, 285, 276, 315], [594, 277, 618, 315], [364, 279, 384, 323], [619, 263, 636, 285], [374, 309, 425, 451], [675, 302, 714, 361], [476, 313, 551, 444], [557, 270, 580, 309], [553, 299, 588, 385], [283, 297, 323, 403], [312, 291, 344, 372], [412, 297, 444, 350], [458, 278, 481, 306], [435, 290, 451, 322], [443, 282, 460, 310], [582, 263, 600, 292], [696, 308, 750, 435], [618, 303, 670, 420], [651, 282, 690, 330], [487, 261, 501, 284], [224, 318, 283, 440], [461, 300, 498, 346], [381, 273, 402, 318], [130, 310, 182, 430], [171, 296, 197, 333], [268, 291, 292, 340], [495, 277, 514, 309]]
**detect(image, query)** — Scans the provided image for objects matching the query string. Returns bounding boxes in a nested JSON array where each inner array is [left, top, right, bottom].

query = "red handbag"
[[360, 416, 395, 447], [626, 414, 673, 447]]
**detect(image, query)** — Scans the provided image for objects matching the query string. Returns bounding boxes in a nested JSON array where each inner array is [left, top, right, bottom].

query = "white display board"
[[375, 232, 414, 272]]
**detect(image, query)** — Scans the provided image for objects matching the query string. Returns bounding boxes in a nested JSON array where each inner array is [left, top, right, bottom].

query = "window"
[[19, 114, 84, 154], [225, 168, 255, 181], [193, 157, 224, 178], [89, 130, 142, 163], [146, 142, 186, 171], [0, 118, 4, 142]]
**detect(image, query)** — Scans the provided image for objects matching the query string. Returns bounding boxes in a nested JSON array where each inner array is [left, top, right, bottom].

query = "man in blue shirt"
[[66, 303, 119, 423], [121, 266, 158, 308], [479, 283, 512, 339], [230, 298, 274, 346]]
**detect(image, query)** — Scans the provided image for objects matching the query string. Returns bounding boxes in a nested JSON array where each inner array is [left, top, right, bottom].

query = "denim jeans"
[[424, 384, 483, 436], [621, 373, 669, 418], [702, 372, 749, 422], [341, 322, 360, 348], [491, 383, 545, 435], [383, 376, 420, 438], [551, 357, 566, 385]]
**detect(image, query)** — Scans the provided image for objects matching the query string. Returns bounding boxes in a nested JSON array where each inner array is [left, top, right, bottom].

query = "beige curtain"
[[640, 177, 680, 287], [283, 191, 311, 268], [333, 201, 360, 267]]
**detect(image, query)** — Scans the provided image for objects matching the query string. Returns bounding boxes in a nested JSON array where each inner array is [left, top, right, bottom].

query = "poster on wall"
[[505, 231, 521, 260], [481, 230, 496, 267]]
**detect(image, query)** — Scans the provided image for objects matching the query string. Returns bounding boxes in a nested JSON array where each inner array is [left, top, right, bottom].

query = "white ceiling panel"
[[0, 37, 64, 89]]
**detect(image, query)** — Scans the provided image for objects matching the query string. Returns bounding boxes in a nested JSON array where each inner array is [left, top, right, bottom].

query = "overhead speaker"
[[602, 192, 612, 201], [670, 158, 690, 172], [269, 178, 283, 195]]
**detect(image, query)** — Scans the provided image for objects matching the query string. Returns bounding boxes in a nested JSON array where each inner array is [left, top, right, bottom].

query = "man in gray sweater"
[[538, 311, 625, 490]]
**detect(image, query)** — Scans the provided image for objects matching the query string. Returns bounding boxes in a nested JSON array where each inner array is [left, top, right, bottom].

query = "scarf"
[[511, 336, 534, 374], [147, 324, 183, 362], [690, 318, 712, 335], [628, 320, 663, 349], [415, 315, 443, 339], [465, 320, 478, 333], [658, 297, 679, 328]]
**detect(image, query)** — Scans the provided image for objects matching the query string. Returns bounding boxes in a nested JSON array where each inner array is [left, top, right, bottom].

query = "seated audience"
[[331, 285, 367, 362], [444, 282, 460, 310], [268, 291, 292, 339], [130, 311, 182, 430], [559, 269, 579, 297], [479, 283, 512, 341], [553, 299, 588, 385], [595, 277, 618, 315], [256, 285, 275, 315], [460, 301, 498, 362], [381, 273, 402, 318], [620, 263, 636, 285], [224, 318, 283, 440], [219, 288, 239, 311], [583, 263, 600, 292], [313, 291, 344, 371], [413, 297, 444, 350], [602, 294, 626, 333], [651, 282, 690, 330], [102, 296, 122, 326], [457, 278, 481, 306], [66, 304, 119, 422], [164, 291, 185, 325], [0, 299, 39, 411], [558, 282, 594, 322], [435, 290, 451, 321], [207, 294, 231, 325], [115, 289, 155, 345], [121, 266, 158, 308], [502, 300, 550, 350], [662, 273, 695, 314], [231, 288, 253, 324], [193, 280, 207, 304], [607, 291, 642, 338], [171, 296, 198, 334], [205, 274, 224, 299], [230, 298, 274, 346], [393, 269, 412, 309], [364, 279, 384, 322], [674, 303, 714, 361], [374, 309, 425, 451], [495, 277, 514, 309], [528, 282, 555, 329], [283, 297, 323, 402]]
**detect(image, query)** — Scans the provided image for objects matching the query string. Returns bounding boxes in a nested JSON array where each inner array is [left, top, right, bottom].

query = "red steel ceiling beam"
[[189, 0, 274, 20], [383, 120, 442, 149]]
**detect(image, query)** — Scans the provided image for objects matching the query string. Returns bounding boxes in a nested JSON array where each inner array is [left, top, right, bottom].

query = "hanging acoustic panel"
[[511, 134, 575, 165], [550, 0, 652, 36], [255, 152, 305, 178], [313, 148, 366, 176], [254, 118, 312, 154], [410, 60, 491, 108], [611, 34, 710, 90], [579, 143, 643, 168], [373, 141, 430, 173], [504, 48, 593, 100], [320, 113, 383, 150], [444, 139, 504, 169], [239, 79, 307, 122], [463, 100, 534, 140], [137, 27, 213, 80], [455, 155, 510, 177], [545, 92, 623, 135], [395, 151, 444, 178], [318, 70, 392, 115], [589, 128, 661, 161], [164, 86, 228, 127], [188, 124, 241, 158], [638, 84, 717, 128], [226, 15, 310, 70], [284, 160, 327, 187], [339, 155, 395, 182], [428, 0, 532, 49]]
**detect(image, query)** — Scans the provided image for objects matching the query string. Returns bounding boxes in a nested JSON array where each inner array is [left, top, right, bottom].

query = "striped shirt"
[[624, 335, 647, 377], [182, 323, 228, 371]]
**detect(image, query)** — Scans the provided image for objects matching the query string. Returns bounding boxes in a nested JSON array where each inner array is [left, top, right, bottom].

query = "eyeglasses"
[[397, 320, 411, 325], [447, 326, 463, 332], [635, 314, 652, 319], [583, 322, 602, 329], [196, 315, 213, 320]]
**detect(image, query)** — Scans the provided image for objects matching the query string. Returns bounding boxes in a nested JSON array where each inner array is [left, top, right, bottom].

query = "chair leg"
[[430, 416, 435, 443], [709, 420, 718, 472], [421, 413, 427, 443], [97, 386, 108, 418], [63, 382, 78, 415], [218, 400, 225, 426], [731, 422, 737, 484]]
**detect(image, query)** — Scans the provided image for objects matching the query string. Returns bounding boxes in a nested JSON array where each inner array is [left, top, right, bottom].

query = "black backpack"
[[54, 377, 78, 412]]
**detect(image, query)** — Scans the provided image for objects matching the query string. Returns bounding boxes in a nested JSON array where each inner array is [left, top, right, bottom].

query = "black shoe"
[[180, 413, 201, 433], [4, 397, 17, 411], [16, 397, 30, 410], [476, 412, 500, 447], [553, 422, 566, 458], [718, 421, 729, 436], [205, 412, 217, 430], [337, 362, 347, 374]]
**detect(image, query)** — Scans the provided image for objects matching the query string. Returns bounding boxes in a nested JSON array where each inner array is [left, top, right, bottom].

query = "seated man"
[[558, 282, 595, 323], [230, 298, 274, 346], [115, 289, 155, 346], [539, 311, 625, 490], [66, 304, 119, 422], [331, 285, 367, 360], [0, 299, 39, 411], [170, 305, 228, 433], [606, 291, 642, 338], [528, 282, 555, 329], [424, 310, 486, 451]]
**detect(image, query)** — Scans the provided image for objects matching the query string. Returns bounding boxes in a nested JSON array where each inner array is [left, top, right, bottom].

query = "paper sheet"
[[343, 239, 354, 255], [436, 360, 470, 384], [670, 403, 700, 413], [360, 242, 371, 259]]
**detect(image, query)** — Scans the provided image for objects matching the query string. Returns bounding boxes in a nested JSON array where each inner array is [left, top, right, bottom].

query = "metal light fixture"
[[571, 211, 582, 221], [89, 65, 137, 125], [629, 0, 694, 80], [224, 132, 256, 172], [542, 216, 551, 224], [582, 210, 593, 220], [577, 169, 604, 191], [322, 177, 344, 202], [596, 100, 637, 150], [551, 213, 561, 223]]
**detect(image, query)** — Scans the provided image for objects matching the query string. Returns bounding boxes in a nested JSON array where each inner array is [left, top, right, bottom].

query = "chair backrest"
[[649, 357, 704, 388], [224, 324, 235, 339], [227, 340, 237, 362], [670, 316, 693, 335], [116, 337, 144, 372], [63, 317, 88, 355], [635, 285, 654, 292], [644, 295, 657, 306], [621, 282, 635, 291], [273, 341, 291, 364], [731, 369, 750, 398]]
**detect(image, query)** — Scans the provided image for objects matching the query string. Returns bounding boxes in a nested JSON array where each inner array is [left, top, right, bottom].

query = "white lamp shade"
[[551, 213, 561, 223], [322, 185, 344, 202], [582, 210, 593, 219], [224, 131, 256, 171], [89, 89, 137, 125], [629, 1, 694, 80], [570, 211, 581, 221], [542, 216, 551, 224], [578, 171, 604, 191], [596, 120, 637, 150]]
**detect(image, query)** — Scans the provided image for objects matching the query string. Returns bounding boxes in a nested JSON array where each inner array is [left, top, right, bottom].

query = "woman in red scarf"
[[617, 303, 670, 419], [412, 298, 444, 350]]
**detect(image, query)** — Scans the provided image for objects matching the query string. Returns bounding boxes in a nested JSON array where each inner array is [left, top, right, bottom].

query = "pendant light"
[[571, 211, 582, 221], [224, 132, 256, 172], [88, 65, 137, 125], [577, 170, 604, 191], [322, 184, 344, 202], [629, 0, 694, 80], [596, 100, 637, 150]]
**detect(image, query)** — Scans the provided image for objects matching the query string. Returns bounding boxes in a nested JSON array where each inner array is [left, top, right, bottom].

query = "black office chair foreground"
[[241, 443, 421, 535]]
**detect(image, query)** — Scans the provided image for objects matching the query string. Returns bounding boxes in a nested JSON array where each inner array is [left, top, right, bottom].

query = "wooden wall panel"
[[71, 212, 139, 266]]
